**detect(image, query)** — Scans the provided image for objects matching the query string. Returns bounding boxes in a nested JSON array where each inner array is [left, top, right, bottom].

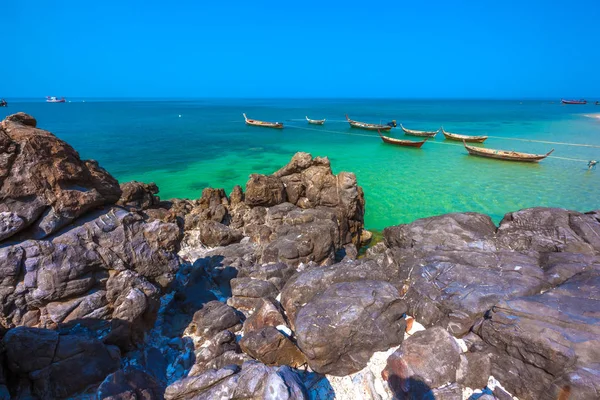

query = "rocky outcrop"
[[0, 113, 121, 241], [0, 207, 181, 342], [179, 152, 366, 270], [117, 181, 160, 210]]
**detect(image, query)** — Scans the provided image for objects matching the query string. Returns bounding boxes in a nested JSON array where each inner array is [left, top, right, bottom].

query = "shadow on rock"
[[387, 375, 435, 400]]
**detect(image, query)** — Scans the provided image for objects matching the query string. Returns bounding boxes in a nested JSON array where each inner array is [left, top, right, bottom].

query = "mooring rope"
[[486, 136, 600, 149], [285, 124, 596, 164]]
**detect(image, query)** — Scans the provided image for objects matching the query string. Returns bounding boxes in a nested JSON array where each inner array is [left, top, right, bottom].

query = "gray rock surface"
[[295, 280, 407, 375]]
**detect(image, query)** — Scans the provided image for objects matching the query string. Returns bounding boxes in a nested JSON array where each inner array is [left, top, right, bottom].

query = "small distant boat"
[[346, 115, 392, 131], [463, 141, 554, 162], [561, 99, 587, 105], [400, 124, 439, 138], [306, 116, 325, 125], [243, 113, 283, 129], [46, 96, 66, 103], [0, 99, 7, 107], [595, 101, 599, 106], [377, 130, 427, 148], [441, 128, 488, 143]]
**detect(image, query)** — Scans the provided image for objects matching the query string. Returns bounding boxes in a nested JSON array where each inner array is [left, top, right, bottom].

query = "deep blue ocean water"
[[2, 99, 599, 230]]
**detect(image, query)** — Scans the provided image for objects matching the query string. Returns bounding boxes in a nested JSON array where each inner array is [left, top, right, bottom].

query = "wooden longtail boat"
[[306, 116, 325, 125], [377, 130, 427, 148], [346, 114, 392, 131], [561, 99, 587, 105], [243, 113, 283, 129], [400, 124, 439, 138], [441, 128, 488, 143], [463, 141, 554, 162]]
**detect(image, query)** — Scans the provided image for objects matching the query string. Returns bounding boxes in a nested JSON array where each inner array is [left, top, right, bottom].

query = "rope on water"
[[285, 124, 594, 164], [547, 155, 592, 162], [286, 124, 380, 138], [486, 136, 600, 149]]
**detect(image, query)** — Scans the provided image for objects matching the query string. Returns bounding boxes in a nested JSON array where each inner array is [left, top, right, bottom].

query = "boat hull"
[[378, 130, 426, 148], [463, 142, 553, 162], [346, 115, 392, 131], [243, 113, 283, 129], [561, 99, 587, 105], [442, 129, 487, 143], [245, 121, 283, 129], [306, 117, 325, 125], [400, 125, 438, 138]]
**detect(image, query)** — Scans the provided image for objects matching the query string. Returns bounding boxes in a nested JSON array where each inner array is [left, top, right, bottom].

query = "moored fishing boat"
[[243, 113, 284, 129], [463, 141, 554, 162], [0, 99, 7, 107], [377, 130, 427, 148], [306, 116, 325, 125], [561, 99, 587, 105], [46, 96, 66, 103], [346, 114, 392, 131], [400, 124, 439, 138], [441, 128, 488, 143]]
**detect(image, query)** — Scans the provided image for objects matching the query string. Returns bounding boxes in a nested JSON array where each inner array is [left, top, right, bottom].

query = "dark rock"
[[189, 351, 251, 377], [383, 212, 497, 252], [431, 383, 463, 400], [232, 361, 271, 398], [263, 365, 308, 400], [117, 181, 159, 210], [237, 262, 296, 291], [295, 280, 406, 375], [194, 330, 238, 364], [243, 298, 288, 335], [280, 259, 398, 328], [231, 277, 279, 298], [245, 174, 286, 207], [0, 207, 180, 345], [493, 386, 514, 400], [397, 249, 544, 335], [457, 352, 491, 389], [383, 327, 462, 394], [3, 326, 120, 399], [496, 207, 600, 254], [96, 368, 164, 400], [240, 326, 306, 368], [198, 220, 242, 247], [0, 113, 121, 241], [188, 301, 242, 340], [164, 365, 239, 400], [478, 269, 600, 399]]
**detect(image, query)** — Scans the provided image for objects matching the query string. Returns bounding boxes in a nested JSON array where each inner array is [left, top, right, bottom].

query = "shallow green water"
[[2, 99, 599, 230]]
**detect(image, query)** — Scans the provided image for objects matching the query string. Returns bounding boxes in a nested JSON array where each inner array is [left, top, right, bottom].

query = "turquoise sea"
[[2, 99, 599, 230]]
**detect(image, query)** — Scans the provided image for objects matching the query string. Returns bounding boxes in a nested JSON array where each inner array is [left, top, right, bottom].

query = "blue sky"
[[3, 0, 599, 98]]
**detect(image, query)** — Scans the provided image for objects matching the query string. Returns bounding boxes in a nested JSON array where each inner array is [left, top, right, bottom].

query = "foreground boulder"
[[0, 113, 121, 241], [3, 326, 121, 399], [165, 362, 308, 400], [295, 280, 407, 375], [0, 207, 180, 337], [381, 209, 600, 336], [383, 327, 462, 398], [477, 269, 600, 399]]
